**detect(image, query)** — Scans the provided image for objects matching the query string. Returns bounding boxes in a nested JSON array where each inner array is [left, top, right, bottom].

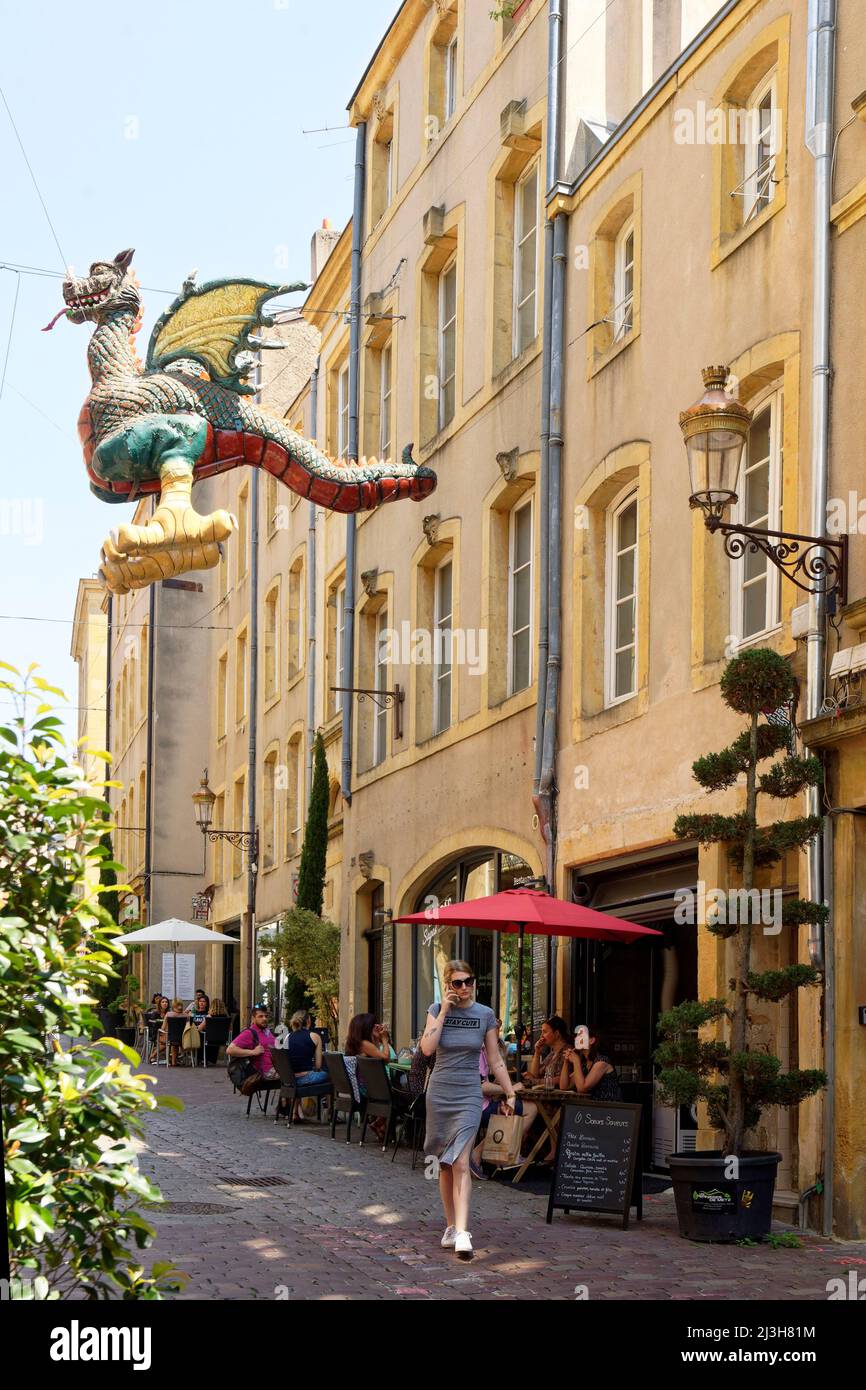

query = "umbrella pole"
[[517, 923, 525, 1080]]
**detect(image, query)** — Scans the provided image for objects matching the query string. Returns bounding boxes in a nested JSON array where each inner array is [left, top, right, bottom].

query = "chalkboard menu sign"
[[546, 1100, 643, 1229]]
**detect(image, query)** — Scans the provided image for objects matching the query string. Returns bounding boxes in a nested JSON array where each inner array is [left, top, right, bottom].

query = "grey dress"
[[423, 1000, 497, 1165]]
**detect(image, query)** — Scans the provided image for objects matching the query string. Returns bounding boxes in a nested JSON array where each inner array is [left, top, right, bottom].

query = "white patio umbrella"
[[114, 918, 236, 1001]]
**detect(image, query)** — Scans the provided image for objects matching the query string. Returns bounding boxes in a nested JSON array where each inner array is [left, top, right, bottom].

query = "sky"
[[0, 0, 397, 739]]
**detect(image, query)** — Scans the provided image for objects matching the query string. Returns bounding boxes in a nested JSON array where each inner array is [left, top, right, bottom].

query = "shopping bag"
[[182, 1021, 201, 1051], [482, 1110, 522, 1165]]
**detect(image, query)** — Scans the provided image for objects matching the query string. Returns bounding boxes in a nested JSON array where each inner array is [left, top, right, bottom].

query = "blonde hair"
[[209, 998, 227, 1016], [290, 1009, 308, 1030], [171, 999, 184, 1012], [443, 959, 472, 984]]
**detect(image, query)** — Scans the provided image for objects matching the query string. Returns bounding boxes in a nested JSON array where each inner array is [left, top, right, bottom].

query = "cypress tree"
[[295, 731, 329, 916]]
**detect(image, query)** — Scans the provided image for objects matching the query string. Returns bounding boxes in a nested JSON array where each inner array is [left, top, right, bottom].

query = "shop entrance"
[[569, 845, 699, 1171]]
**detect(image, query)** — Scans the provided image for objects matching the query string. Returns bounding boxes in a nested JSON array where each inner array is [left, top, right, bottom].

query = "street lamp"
[[192, 770, 259, 868], [680, 366, 847, 607]]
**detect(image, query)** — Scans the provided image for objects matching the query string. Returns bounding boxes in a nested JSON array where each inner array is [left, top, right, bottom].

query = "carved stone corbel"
[[496, 447, 520, 482], [358, 851, 375, 880], [422, 514, 441, 546], [360, 568, 380, 598]]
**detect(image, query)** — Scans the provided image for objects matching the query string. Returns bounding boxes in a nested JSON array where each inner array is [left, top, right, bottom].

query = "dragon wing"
[[146, 278, 305, 393]]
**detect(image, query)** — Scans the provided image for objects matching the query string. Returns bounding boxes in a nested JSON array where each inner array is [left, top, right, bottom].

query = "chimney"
[[310, 218, 341, 282]]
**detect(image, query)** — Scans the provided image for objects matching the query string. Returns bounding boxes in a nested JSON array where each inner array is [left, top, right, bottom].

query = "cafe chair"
[[162, 1016, 187, 1067], [202, 1015, 231, 1068], [356, 1057, 410, 1151], [389, 1090, 427, 1170], [270, 1048, 332, 1126], [132, 1008, 148, 1057], [324, 1053, 365, 1143]]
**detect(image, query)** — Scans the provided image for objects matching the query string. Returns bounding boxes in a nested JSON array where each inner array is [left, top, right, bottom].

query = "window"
[[743, 74, 777, 224], [232, 776, 245, 878], [338, 363, 350, 460], [328, 579, 347, 718], [444, 34, 458, 121], [286, 734, 303, 857], [613, 220, 634, 341], [508, 497, 533, 695], [237, 484, 249, 581], [732, 391, 782, 642], [266, 472, 279, 540], [287, 559, 304, 681], [235, 628, 247, 725], [606, 490, 638, 705], [379, 343, 392, 459], [513, 161, 539, 355], [264, 586, 279, 702], [217, 652, 228, 740], [370, 107, 395, 227], [434, 558, 453, 735], [128, 785, 135, 874], [374, 609, 389, 766], [438, 260, 457, 431], [263, 751, 277, 870]]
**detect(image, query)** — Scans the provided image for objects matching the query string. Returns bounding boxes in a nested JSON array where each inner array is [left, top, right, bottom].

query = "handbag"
[[227, 1026, 260, 1089], [482, 1109, 523, 1166], [182, 1021, 201, 1051]]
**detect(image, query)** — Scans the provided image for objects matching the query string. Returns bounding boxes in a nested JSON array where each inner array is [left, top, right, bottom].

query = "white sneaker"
[[440, 1225, 457, 1248], [454, 1230, 474, 1260]]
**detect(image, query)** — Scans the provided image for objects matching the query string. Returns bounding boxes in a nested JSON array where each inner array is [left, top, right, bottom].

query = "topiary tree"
[[269, 908, 340, 1041], [295, 730, 329, 917], [0, 663, 182, 1298], [655, 648, 826, 1156]]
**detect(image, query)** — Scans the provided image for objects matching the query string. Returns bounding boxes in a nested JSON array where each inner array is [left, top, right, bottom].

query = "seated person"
[[283, 1009, 329, 1120], [523, 1015, 571, 1089], [149, 996, 169, 1063], [559, 1025, 622, 1101], [161, 998, 189, 1067], [343, 1013, 391, 1140], [226, 1004, 279, 1091], [197, 996, 229, 1066]]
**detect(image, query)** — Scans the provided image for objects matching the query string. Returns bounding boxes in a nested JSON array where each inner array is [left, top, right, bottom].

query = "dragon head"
[[57, 248, 140, 326]]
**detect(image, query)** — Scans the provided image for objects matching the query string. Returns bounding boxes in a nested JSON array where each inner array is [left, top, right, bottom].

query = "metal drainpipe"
[[143, 583, 156, 927], [538, 212, 567, 898], [342, 120, 367, 805], [246, 468, 260, 1013], [307, 359, 320, 804], [805, 0, 836, 971], [821, 811, 835, 1235]]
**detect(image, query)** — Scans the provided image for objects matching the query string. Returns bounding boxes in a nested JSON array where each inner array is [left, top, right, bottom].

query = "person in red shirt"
[[227, 1004, 278, 1081]]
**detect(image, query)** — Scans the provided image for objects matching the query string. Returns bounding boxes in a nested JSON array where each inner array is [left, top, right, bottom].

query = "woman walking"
[[421, 960, 517, 1260]]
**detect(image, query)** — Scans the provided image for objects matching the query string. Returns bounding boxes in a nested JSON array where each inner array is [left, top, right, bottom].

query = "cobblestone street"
[[136, 1066, 864, 1301]]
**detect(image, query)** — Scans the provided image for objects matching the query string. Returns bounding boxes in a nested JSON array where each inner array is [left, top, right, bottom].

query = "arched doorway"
[[410, 848, 534, 1040]]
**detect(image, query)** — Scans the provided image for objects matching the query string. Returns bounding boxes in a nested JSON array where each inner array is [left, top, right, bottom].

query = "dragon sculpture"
[[49, 249, 436, 594]]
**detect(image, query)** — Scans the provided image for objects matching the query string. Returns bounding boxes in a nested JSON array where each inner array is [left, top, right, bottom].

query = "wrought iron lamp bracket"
[[700, 511, 848, 605], [330, 685, 405, 739]]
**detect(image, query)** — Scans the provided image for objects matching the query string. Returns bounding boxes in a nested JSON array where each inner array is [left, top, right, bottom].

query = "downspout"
[[307, 359, 320, 805], [805, 0, 836, 1235], [105, 595, 112, 756], [534, 0, 565, 897], [143, 584, 156, 927], [342, 120, 367, 804], [246, 467, 260, 1012]]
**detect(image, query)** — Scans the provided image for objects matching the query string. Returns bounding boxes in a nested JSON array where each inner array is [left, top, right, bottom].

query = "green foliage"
[[295, 732, 329, 917], [270, 907, 340, 1040], [765, 1231, 803, 1249], [720, 647, 795, 715], [658, 649, 826, 1156], [0, 664, 183, 1299], [758, 755, 822, 799], [743, 964, 822, 1003]]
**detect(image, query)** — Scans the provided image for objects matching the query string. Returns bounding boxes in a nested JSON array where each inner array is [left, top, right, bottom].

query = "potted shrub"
[[656, 648, 827, 1240]]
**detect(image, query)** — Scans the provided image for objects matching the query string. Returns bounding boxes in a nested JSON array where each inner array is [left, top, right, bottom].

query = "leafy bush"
[[0, 663, 182, 1298], [269, 908, 340, 1041]]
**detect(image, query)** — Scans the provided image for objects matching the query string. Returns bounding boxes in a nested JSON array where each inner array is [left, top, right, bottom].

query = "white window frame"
[[433, 556, 453, 735], [438, 258, 457, 432], [374, 608, 389, 766], [264, 752, 278, 870], [743, 71, 777, 225], [730, 386, 783, 646], [513, 160, 539, 357], [264, 587, 280, 702], [613, 218, 635, 342], [507, 495, 534, 696], [444, 33, 458, 121], [337, 362, 350, 460], [379, 342, 392, 458], [604, 486, 639, 707]]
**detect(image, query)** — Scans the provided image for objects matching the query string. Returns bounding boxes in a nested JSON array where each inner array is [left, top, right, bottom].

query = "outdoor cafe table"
[[509, 1087, 575, 1185]]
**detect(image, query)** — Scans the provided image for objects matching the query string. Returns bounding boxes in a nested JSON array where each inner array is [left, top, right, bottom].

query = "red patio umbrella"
[[394, 888, 662, 1058]]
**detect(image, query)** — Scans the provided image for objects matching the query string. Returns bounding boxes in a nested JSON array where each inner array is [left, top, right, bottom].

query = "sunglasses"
[[450, 976, 475, 988]]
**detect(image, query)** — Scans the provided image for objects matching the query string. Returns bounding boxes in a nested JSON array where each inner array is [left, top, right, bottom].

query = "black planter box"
[[115, 1026, 137, 1048], [668, 1150, 781, 1241]]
